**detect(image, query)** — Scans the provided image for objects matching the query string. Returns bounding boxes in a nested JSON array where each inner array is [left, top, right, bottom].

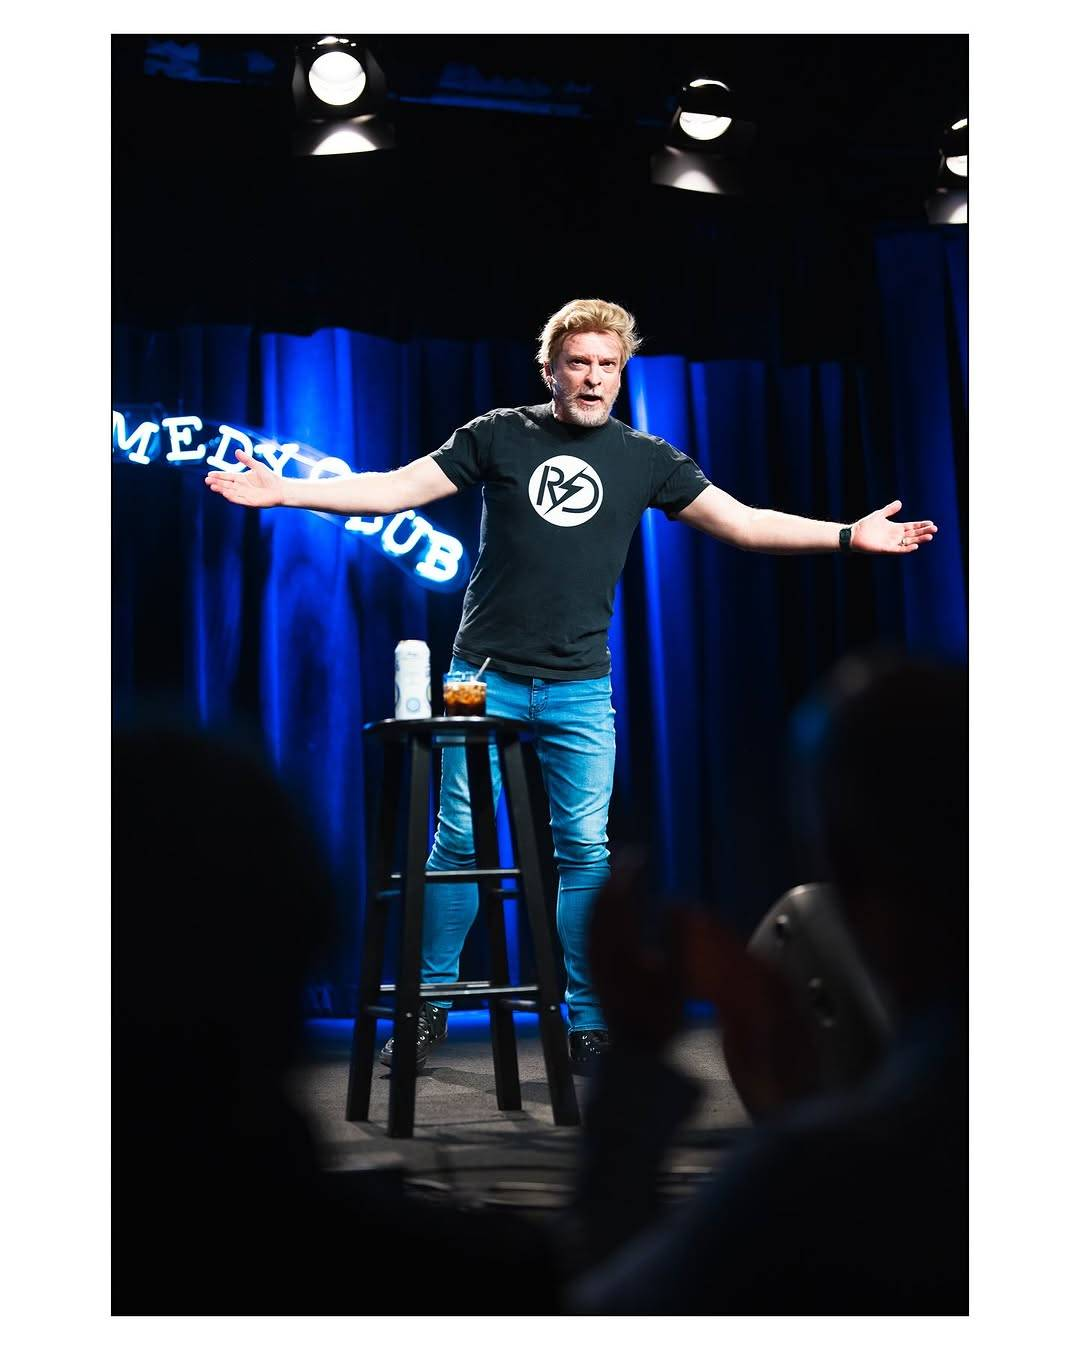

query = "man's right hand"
[[205, 450, 285, 508]]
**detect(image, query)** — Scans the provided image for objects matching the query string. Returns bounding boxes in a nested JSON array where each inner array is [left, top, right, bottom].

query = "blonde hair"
[[536, 298, 642, 373]]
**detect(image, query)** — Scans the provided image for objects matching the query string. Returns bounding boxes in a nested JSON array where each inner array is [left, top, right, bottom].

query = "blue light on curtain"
[[874, 233, 968, 660], [615, 226, 967, 916], [626, 357, 704, 896], [607, 578, 630, 805], [686, 358, 787, 914]]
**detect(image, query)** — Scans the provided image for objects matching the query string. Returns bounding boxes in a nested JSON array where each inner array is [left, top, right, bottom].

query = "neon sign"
[[112, 407, 467, 590]]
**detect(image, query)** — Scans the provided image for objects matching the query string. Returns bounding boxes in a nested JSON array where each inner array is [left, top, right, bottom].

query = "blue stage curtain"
[[113, 227, 966, 1006]]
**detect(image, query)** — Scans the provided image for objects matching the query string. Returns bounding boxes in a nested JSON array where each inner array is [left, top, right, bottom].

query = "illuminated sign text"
[[112, 407, 467, 590]]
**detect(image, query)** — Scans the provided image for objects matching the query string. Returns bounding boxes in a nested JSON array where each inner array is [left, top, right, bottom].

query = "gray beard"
[[550, 388, 612, 427]]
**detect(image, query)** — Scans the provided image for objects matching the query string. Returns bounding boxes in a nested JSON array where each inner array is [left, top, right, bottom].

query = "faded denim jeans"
[[421, 660, 616, 1031]]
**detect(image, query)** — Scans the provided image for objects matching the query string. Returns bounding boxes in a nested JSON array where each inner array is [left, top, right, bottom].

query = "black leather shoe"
[[568, 1028, 611, 1074], [379, 1002, 449, 1068]]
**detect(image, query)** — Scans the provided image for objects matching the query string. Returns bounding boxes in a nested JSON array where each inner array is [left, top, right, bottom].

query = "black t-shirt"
[[432, 403, 711, 680]]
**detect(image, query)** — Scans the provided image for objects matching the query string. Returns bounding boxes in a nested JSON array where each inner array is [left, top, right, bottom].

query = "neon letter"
[[162, 416, 205, 462], [415, 530, 463, 584], [307, 456, 354, 480], [382, 510, 430, 557], [113, 411, 159, 465], [255, 441, 301, 476], [345, 515, 385, 535], [205, 424, 253, 472]]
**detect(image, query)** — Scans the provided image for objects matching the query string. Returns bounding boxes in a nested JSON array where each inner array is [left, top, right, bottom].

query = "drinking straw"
[[477, 657, 491, 677]]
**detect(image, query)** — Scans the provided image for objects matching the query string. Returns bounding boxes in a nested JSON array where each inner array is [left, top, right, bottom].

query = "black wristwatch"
[[838, 525, 853, 552]]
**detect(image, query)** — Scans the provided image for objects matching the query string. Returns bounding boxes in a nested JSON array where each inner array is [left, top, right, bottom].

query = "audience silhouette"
[[569, 652, 968, 1314], [112, 721, 562, 1314]]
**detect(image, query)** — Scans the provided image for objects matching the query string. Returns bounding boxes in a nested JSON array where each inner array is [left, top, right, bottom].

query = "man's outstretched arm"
[[675, 484, 937, 555], [204, 451, 459, 514]]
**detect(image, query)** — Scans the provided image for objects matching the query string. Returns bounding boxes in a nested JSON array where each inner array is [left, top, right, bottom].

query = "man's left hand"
[[853, 500, 938, 554]]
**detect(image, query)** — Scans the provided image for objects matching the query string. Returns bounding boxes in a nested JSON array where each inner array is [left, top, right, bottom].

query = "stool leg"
[[466, 740, 522, 1112], [388, 736, 432, 1139], [499, 738, 580, 1127], [346, 742, 402, 1122]]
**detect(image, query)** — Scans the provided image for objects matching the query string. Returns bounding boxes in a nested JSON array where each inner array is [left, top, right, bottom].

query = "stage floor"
[[292, 1013, 752, 1220]]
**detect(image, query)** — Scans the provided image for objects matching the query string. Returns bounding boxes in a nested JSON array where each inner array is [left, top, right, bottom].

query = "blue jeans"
[[421, 660, 616, 1031]]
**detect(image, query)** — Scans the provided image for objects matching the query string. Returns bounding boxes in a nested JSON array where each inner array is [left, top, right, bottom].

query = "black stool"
[[346, 716, 580, 1138]]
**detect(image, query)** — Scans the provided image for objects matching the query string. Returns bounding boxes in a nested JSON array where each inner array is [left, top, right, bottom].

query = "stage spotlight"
[[925, 116, 968, 225], [292, 35, 394, 157], [941, 117, 968, 180], [308, 44, 367, 107], [675, 79, 734, 143], [651, 77, 754, 196], [294, 37, 384, 116]]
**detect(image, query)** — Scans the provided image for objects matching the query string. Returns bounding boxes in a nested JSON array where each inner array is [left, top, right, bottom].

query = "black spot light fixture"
[[292, 36, 394, 157], [651, 77, 756, 195], [926, 116, 967, 224]]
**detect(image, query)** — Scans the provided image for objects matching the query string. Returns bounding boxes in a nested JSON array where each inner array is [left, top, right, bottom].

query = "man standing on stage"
[[205, 298, 937, 1072]]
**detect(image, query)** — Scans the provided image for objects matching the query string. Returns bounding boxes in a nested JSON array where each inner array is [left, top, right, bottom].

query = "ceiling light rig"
[[650, 77, 756, 196], [292, 36, 394, 157], [925, 116, 968, 225]]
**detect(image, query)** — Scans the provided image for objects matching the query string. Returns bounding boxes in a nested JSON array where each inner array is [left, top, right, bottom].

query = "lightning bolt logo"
[[527, 456, 604, 528]]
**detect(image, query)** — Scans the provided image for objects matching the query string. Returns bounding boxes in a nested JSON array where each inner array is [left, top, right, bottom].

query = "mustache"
[[550, 378, 610, 401]]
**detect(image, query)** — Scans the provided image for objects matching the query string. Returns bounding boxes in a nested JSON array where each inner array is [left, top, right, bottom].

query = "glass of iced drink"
[[442, 674, 487, 716]]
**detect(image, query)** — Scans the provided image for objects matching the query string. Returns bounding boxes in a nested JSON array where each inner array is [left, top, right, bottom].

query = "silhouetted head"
[[791, 651, 967, 1011], [113, 722, 337, 1088]]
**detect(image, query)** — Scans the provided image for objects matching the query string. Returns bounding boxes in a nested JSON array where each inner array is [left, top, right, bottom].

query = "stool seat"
[[346, 715, 580, 1137], [362, 714, 529, 741]]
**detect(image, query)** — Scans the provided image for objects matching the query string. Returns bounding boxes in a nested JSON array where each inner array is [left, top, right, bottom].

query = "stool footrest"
[[377, 883, 522, 902], [376, 869, 522, 900], [390, 867, 521, 883], [377, 981, 542, 999]]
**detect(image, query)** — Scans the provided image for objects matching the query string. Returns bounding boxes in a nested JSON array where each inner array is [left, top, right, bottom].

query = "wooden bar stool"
[[345, 716, 580, 1138]]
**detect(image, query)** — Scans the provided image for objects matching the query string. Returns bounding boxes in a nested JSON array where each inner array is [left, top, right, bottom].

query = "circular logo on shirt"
[[527, 455, 604, 528]]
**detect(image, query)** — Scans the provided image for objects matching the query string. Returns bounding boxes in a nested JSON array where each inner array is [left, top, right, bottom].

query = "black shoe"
[[568, 1028, 611, 1074], [379, 1002, 449, 1068]]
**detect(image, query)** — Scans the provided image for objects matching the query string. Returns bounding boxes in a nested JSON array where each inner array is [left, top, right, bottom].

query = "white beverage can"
[[394, 640, 431, 719]]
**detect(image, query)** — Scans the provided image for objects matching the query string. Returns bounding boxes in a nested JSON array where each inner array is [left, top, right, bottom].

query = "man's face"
[[545, 330, 623, 427]]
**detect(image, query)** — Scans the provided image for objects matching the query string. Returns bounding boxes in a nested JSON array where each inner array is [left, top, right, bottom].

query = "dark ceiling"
[[112, 34, 967, 358]]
